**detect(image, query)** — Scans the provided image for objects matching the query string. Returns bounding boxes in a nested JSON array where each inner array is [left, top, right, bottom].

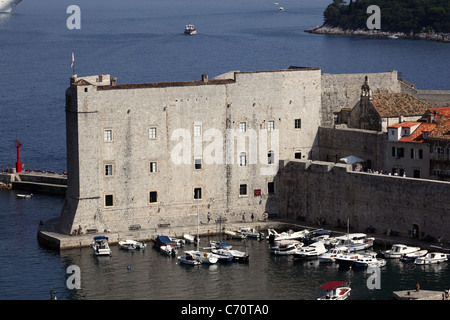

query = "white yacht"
[[293, 241, 327, 259], [383, 244, 421, 259], [414, 252, 448, 265], [318, 246, 348, 263], [0, 0, 22, 13], [334, 233, 375, 252]]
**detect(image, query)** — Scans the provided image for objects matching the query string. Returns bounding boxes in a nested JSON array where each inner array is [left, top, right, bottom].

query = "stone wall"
[[277, 160, 450, 241]]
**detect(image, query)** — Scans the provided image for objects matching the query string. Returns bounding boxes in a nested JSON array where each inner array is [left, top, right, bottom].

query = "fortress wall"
[[278, 160, 450, 241]]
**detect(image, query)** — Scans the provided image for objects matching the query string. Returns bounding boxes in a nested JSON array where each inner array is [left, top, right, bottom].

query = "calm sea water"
[[0, 0, 449, 302]]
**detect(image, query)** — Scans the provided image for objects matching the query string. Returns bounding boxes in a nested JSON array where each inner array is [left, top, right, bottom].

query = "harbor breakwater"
[[305, 25, 450, 43], [0, 172, 66, 195]]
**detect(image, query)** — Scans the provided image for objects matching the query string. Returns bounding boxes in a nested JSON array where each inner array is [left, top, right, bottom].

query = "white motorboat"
[[183, 234, 196, 244], [335, 251, 364, 267], [17, 193, 33, 199], [353, 252, 386, 268], [334, 233, 375, 252], [267, 228, 309, 242], [317, 281, 351, 300], [184, 24, 197, 35], [224, 230, 246, 239], [237, 227, 264, 239], [383, 244, 421, 259], [211, 248, 249, 263], [400, 249, 428, 262], [270, 240, 303, 256], [178, 254, 201, 266], [414, 252, 448, 265], [293, 241, 327, 259], [160, 245, 178, 257], [91, 236, 111, 256], [318, 246, 348, 263], [184, 250, 218, 264], [0, 0, 22, 13], [118, 239, 147, 250], [210, 241, 232, 249], [169, 237, 185, 247]]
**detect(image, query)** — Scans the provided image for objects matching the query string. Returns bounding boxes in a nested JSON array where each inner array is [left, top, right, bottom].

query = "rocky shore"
[[305, 25, 450, 43]]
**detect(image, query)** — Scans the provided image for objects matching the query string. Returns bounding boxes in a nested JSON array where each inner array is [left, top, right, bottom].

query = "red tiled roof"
[[371, 93, 430, 117], [427, 118, 450, 141], [388, 121, 421, 128], [429, 107, 450, 118], [399, 122, 437, 143]]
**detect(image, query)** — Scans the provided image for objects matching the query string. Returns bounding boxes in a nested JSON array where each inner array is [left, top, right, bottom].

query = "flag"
[[71, 51, 74, 69]]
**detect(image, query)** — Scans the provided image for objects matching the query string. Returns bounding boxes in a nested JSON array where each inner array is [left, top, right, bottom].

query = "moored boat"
[[119, 239, 147, 250], [414, 252, 448, 265], [400, 249, 428, 262], [184, 250, 218, 264], [267, 228, 309, 242], [383, 244, 421, 259], [152, 235, 177, 249], [293, 241, 327, 259], [334, 233, 375, 252], [318, 246, 348, 263], [353, 252, 386, 268], [178, 254, 201, 266], [317, 281, 351, 300], [270, 240, 303, 256], [237, 227, 264, 239], [160, 245, 178, 257], [91, 236, 111, 256]]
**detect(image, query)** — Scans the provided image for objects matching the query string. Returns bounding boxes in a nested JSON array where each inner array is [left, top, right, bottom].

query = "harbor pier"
[[0, 172, 66, 195]]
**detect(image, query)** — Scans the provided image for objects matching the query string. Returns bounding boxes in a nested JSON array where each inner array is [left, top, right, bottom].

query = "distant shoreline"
[[305, 25, 450, 43]]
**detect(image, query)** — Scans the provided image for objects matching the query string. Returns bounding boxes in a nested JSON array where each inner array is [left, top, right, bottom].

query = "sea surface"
[[0, 0, 449, 302]]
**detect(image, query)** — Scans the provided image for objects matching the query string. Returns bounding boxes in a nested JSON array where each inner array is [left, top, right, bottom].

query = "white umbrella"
[[340, 155, 364, 165]]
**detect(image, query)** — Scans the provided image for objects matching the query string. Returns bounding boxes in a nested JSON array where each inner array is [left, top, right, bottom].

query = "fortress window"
[[105, 195, 114, 207], [268, 150, 274, 164], [194, 188, 202, 200], [194, 124, 202, 136], [149, 127, 157, 139], [149, 191, 158, 203], [295, 119, 301, 129], [239, 184, 247, 196], [104, 129, 113, 141], [268, 182, 275, 194], [239, 152, 247, 166], [194, 158, 202, 170], [295, 151, 302, 159], [268, 120, 274, 131], [105, 164, 113, 176], [150, 161, 157, 173], [240, 122, 247, 133]]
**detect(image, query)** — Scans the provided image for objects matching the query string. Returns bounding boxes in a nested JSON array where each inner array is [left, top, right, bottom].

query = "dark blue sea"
[[0, 0, 449, 304]]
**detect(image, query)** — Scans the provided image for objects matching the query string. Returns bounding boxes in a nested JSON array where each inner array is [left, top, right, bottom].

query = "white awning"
[[340, 155, 364, 164]]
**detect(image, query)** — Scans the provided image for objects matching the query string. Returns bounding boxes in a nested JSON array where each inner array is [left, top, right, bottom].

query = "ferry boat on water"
[[184, 24, 197, 35], [0, 0, 22, 13]]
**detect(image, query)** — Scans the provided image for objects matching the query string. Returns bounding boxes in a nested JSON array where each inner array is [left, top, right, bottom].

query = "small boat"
[[184, 250, 218, 264], [211, 248, 249, 263], [184, 24, 197, 35], [91, 236, 111, 256], [383, 244, 421, 259], [178, 254, 201, 266], [317, 281, 351, 300], [353, 252, 386, 268], [388, 34, 399, 39], [270, 240, 303, 256], [267, 228, 309, 242], [335, 251, 364, 267], [210, 241, 232, 249], [293, 241, 327, 259], [318, 246, 348, 263], [414, 252, 448, 265], [17, 193, 33, 199], [118, 239, 147, 250], [303, 230, 331, 246], [237, 227, 264, 239], [160, 245, 178, 257], [169, 237, 186, 247], [151, 235, 177, 249], [183, 234, 196, 244], [278, 7, 284, 12], [224, 230, 246, 239], [400, 249, 428, 262], [334, 233, 375, 252]]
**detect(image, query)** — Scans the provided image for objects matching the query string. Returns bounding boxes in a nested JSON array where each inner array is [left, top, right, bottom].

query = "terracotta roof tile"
[[428, 118, 450, 141], [371, 93, 430, 118], [399, 122, 437, 143]]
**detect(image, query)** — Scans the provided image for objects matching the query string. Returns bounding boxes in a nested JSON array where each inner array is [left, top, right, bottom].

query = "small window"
[[295, 119, 301, 129], [194, 188, 202, 200], [149, 191, 158, 203], [268, 182, 275, 194], [294, 151, 302, 159], [239, 122, 247, 133], [268, 150, 274, 164], [104, 129, 113, 141], [150, 161, 157, 173], [239, 152, 247, 166], [268, 120, 274, 131], [194, 158, 202, 170], [413, 170, 421, 178], [149, 127, 157, 139], [239, 184, 247, 196], [105, 164, 113, 176], [194, 124, 202, 136], [105, 194, 114, 207]]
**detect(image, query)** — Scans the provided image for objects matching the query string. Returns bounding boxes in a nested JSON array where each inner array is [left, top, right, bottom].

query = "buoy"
[[127, 266, 131, 271]]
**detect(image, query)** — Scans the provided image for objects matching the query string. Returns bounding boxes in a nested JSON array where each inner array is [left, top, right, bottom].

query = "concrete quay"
[[393, 289, 449, 300], [0, 172, 66, 195]]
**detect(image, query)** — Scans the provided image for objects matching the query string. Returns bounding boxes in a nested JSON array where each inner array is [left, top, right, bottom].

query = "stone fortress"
[[57, 67, 450, 244]]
